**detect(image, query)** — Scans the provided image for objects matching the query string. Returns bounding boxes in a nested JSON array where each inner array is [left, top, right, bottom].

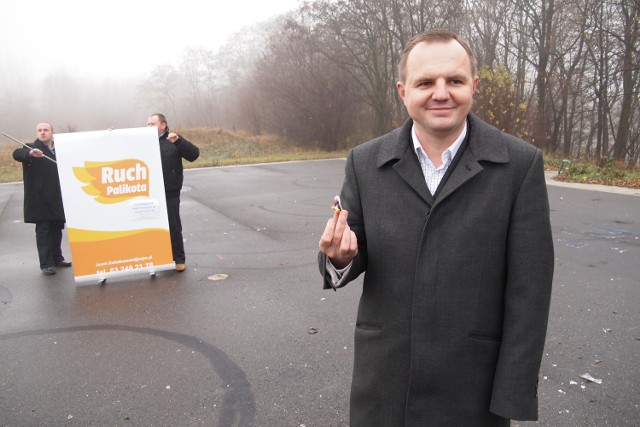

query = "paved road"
[[1, 160, 638, 426]]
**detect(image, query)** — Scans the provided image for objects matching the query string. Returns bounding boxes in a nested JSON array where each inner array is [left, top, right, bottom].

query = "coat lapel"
[[377, 119, 432, 206], [375, 115, 512, 206], [435, 114, 510, 204]]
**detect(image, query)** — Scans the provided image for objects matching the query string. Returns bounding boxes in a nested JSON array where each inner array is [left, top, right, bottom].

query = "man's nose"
[[432, 80, 449, 100]]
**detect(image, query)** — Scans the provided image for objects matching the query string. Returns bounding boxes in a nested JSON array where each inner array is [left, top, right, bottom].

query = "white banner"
[[55, 127, 174, 283]]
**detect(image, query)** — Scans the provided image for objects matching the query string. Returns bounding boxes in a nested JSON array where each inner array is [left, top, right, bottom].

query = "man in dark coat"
[[318, 29, 554, 426], [13, 122, 71, 275], [147, 113, 200, 272]]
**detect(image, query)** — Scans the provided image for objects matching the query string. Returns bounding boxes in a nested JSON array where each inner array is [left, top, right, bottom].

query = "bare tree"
[[214, 19, 288, 134], [40, 71, 84, 132], [3, 0, 638, 162], [0, 59, 35, 139], [464, 0, 511, 68], [137, 64, 180, 122], [301, 0, 399, 135], [180, 46, 218, 127], [612, 0, 640, 161], [254, 18, 360, 150]]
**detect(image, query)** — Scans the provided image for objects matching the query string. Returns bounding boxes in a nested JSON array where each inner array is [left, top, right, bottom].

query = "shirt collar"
[[411, 122, 468, 163]]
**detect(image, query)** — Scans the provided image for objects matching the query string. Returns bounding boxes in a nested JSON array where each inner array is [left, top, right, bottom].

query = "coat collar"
[[376, 114, 510, 205]]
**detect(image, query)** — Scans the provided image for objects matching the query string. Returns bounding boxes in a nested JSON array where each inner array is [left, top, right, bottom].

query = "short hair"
[[36, 122, 54, 133], [151, 113, 168, 126], [398, 29, 477, 83]]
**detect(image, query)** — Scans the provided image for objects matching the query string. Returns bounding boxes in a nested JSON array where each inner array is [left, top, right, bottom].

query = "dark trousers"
[[166, 196, 185, 263], [35, 221, 65, 269]]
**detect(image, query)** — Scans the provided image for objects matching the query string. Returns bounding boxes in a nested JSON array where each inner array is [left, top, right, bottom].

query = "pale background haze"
[[0, 0, 301, 139], [0, 0, 300, 80]]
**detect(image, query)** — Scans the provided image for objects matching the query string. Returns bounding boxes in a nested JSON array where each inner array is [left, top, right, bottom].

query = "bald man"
[[13, 122, 71, 275]]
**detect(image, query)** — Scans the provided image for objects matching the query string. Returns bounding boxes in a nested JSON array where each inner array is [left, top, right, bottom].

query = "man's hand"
[[29, 148, 44, 158], [319, 210, 358, 269], [167, 132, 180, 143]]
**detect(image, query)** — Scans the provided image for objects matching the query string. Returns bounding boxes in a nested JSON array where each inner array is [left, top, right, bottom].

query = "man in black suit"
[[13, 122, 71, 275], [147, 113, 200, 272]]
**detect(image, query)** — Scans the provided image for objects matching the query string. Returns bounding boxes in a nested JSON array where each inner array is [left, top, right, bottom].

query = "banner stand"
[[55, 127, 174, 284], [88, 264, 175, 284]]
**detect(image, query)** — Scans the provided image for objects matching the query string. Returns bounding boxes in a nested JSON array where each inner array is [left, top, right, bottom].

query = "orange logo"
[[73, 159, 150, 204]]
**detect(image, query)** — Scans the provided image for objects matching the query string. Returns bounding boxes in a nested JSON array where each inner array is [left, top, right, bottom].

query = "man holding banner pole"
[[12, 122, 72, 275], [146, 113, 200, 272]]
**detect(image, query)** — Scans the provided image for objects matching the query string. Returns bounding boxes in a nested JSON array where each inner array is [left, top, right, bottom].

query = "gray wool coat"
[[319, 114, 554, 426]]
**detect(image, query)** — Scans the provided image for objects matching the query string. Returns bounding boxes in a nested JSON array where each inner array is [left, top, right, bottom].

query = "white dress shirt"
[[412, 123, 467, 195]]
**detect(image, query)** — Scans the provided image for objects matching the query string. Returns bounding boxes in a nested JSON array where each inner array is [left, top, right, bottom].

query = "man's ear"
[[397, 81, 406, 101], [472, 76, 479, 94]]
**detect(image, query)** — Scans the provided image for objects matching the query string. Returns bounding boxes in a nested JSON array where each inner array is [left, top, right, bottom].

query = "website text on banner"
[[55, 127, 174, 283]]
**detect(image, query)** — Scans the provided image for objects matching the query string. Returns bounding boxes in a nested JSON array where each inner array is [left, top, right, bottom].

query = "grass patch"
[[175, 127, 349, 167], [0, 147, 24, 183], [0, 128, 348, 184], [2, 129, 638, 190], [550, 156, 640, 189]]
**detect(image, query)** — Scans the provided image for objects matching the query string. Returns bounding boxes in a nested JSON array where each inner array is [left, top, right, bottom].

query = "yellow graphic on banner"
[[73, 159, 150, 203], [67, 228, 173, 276]]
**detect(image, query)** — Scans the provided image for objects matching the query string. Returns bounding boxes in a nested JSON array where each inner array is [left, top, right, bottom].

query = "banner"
[[55, 127, 174, 283]]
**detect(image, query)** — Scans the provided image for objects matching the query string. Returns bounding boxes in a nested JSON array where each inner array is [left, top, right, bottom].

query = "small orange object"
[[332, 195, 343, 213]]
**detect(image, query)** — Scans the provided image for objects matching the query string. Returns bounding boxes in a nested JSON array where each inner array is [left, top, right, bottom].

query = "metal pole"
[[2, 132, 57, 164]]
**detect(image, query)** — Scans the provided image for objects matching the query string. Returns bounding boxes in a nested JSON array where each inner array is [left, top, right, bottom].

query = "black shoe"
[[55, 260, 72, 267], [41, 267, 56, 275]]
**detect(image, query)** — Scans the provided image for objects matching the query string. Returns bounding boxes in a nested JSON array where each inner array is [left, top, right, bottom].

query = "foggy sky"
[[0, 0, 300, 81], [0, 0, 300, 141]]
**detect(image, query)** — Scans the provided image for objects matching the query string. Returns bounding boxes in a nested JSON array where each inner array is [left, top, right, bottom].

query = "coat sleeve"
[[13, 146, 33, 163], [317, 149, 368, 290], [318, 251, 340, 290], [490, 149, 554, 420], [175, 137, 200, 162]]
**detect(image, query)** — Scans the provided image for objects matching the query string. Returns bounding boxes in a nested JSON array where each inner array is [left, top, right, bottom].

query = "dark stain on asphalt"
[[0, 324, 255, 427], [0, 285, 11, 314]]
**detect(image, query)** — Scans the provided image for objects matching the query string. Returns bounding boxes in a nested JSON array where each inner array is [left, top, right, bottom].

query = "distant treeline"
[[2, 0, 638, 164]]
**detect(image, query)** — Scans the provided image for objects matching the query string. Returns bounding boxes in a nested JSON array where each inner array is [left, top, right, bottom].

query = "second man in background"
[[147, 113, 200, 272]]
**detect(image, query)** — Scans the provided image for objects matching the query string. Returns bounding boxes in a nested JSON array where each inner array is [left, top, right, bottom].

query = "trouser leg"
[[51, 220, 65, 263], [166, 197, 185, 263], [35, 222, 53, 269]]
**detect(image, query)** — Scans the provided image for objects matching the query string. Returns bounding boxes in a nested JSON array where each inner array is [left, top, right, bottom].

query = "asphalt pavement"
[[1, 160, 638, 426]]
